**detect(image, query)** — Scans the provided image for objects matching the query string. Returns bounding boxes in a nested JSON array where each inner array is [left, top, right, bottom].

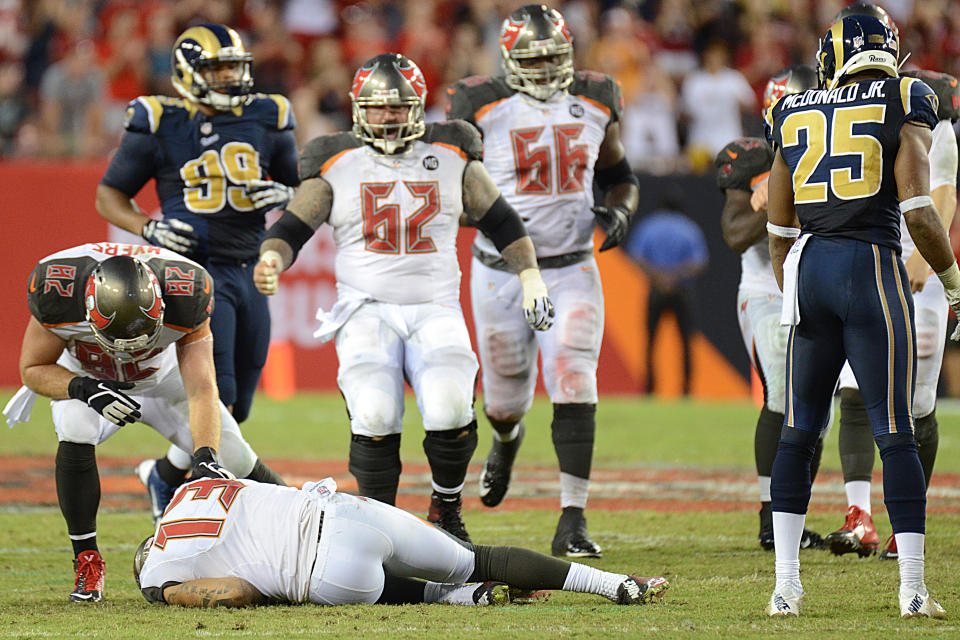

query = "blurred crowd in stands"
[[3, 0, 960, 172]]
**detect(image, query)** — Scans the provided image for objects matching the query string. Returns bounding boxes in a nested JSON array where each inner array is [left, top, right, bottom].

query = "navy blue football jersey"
[[100, 94, 299, 261], [768, 76, 939, 251]]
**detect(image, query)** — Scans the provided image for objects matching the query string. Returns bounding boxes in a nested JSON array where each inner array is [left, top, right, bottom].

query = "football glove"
[[68, 376, 141, 426], [519, 268, 555, 331], [191, 447, 236, 480], [245, 179, 296, 209], [142, 218, 198, 253], [592, 205, 630, 252], [937, 263, 960, 341]]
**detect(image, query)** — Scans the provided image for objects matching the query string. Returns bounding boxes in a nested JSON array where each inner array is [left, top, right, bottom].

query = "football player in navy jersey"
[[764, 15, 960, 618], [95, 24, 297, 515]]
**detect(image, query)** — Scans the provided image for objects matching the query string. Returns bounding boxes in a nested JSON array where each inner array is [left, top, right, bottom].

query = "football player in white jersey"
[[716, 65, 824, 552], [5, 243, 284, 603], [446, 4, 639, 558], [253, 53, 553, 544], [134, 477, 668, 608]]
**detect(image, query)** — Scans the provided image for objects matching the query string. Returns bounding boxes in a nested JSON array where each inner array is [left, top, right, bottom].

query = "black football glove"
[[592, 205, 631, 252], [191, 446, 236, 480], [142, 218, 198, 254], [68, 376, 141, 426]]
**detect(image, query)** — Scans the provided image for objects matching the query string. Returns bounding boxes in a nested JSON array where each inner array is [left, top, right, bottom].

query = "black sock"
[[470, 544, 570, 590], [770, 427, 819, 514], [877, 432, 926, 533], [376, 575, 426, 604], [839, 388, 875, 483], [244, 459, 287, 486], [349, 433, 402, 505], [914, 411, 939, 490], [810, 437, 824, 483], [754, 407, 782, 478], [156, 456, 188, 487], [551, 403, 596, 479], [55, 442, 100, 556], [423, 422, 478, 491]]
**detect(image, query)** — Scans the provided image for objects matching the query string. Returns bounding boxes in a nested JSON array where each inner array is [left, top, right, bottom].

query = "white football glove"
[[142, 219, 198, 253], [519, 268, 555, 331], [937, 262, 960, 341], [245, 179, 296, 209]]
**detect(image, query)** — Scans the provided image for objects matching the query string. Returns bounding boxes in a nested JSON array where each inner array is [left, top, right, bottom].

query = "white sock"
[[896, 532, 926, 596], [560, 472, 589, 509], [424, 582, 484, 605], [492, 424, 520, 443], [562, 562, 626, 600], [844, 481, 872, 514], [758, 476, 771, 502], [166, 444, 192, 470], [773, 511, 805, 589], [432, 482, 464, 494]]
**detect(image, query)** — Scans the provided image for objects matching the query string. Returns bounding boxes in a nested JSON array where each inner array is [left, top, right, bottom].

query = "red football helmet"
[[499, 4, 574, 101], [85, 256, 165, 354], [350, 53, 427, 154]]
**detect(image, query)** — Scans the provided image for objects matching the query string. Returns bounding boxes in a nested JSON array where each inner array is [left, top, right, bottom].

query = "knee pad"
[[218, 428, 258, 478], [913, 382, 937, 419], [552, 363, 597, 404], [485, 330, 530, 377], [915, 308, 941, 358], [419, 364, 476, 430], [349, 388, 402, 437], [558, 303, 601, 351], [423, 422, 478, 491], [349, 433, 402, 505]]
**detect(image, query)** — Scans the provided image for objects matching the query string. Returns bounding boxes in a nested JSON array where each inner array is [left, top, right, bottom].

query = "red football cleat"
[[825, 506, 879, 557]]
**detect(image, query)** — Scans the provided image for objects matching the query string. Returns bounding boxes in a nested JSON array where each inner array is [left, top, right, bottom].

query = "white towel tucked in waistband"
[[313, 284, 374, 343], [780, 234, 812, 327], [3, 385, 38, 428]]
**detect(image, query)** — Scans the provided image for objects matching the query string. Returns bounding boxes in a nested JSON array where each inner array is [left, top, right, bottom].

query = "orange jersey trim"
[[474, 98, 508, 122], [164, 322, 196, 334], [178, 321, 212, 346], [577, 95, 611, 118], [321, 148, 352, 175], [750, 171, 771, 190], [432, 142, 467, 161], [42, 321, 83, 328]]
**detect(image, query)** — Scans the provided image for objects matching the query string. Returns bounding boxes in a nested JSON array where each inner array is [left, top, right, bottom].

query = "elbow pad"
[[263, 210, 314, 264], [595, 157, 639, 192], [475, 196, 528, 252]]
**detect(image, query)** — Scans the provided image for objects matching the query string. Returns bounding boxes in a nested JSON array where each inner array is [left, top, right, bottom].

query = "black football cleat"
[[428, 491, 472, 543], [479, 423, 524, 508], [614, 575, 669, 605], [759, 502, 824, 551], [552, 507, 602, 558]]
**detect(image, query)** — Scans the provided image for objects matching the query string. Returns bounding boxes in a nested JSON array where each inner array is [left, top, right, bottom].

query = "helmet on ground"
[[171, 23, 253, 110], [133, 535, 154, 587], [500, 4, 574, 101], [85, 256, 165, 354], [350, 53, 427, 154], [817, 14, 898, 90]]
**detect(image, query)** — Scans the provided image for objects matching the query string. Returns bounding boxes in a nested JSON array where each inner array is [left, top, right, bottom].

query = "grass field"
[[2, 391, 959, 638]]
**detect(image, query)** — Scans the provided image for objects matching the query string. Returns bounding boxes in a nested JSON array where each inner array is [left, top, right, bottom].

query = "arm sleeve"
[[929, 120, 958, 191], [267, 129, 300, 187], [99, 131, 161, 196]]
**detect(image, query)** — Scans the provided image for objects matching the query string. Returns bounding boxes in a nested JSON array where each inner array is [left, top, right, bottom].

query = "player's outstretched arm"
[[175, 319, 221, 454], [766, 149, 800, 291], [255, 177, 333, 295], [721, 188, 767, 254], [463, 160, 554, 330], [162, 578, 268, 608], [19, 317, 74, 398]]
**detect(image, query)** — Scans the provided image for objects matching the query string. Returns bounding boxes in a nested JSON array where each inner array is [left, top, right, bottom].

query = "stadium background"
[[1, 0, 959, 400]]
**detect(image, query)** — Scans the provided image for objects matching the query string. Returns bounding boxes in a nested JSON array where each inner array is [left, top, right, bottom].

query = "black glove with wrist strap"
[[68, 376, 141, 426], [592, 205, 631, 252], [191, 446, 236, 480]]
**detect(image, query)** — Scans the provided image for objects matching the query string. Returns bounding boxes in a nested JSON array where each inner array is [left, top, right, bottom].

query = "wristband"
[[900, 195, 934, 214], [766, 222, 801, 238]]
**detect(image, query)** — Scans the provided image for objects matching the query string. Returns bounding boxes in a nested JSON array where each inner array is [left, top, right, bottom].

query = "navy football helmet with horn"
[[171, 23, 253, 111], [817, 14, 899, 90]]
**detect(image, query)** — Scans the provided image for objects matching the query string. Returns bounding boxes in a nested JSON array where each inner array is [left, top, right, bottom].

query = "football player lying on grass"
[[134, 478, 668, 608]]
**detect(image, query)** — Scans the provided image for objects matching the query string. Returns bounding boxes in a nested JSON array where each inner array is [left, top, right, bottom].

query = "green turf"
[[2, 391, 959, 638]]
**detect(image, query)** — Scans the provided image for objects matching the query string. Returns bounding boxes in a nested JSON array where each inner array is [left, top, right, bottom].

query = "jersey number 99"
[[781, 105, 885, 204], [180, 142, 263, 214]]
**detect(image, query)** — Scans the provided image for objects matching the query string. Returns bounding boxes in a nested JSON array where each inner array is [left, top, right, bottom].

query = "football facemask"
[[762, 64, 818, 122], [171, 23, 253, 111], [350, 53, 427, 155], [500, 4, 574, 101]]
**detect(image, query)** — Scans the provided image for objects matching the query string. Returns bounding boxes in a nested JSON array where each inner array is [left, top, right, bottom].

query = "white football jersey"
[[27, 243, 212, 392], [139, 479, 322, 603], [298, 123, 482, 305], [448, 73, 623, 259], [900, 119, 958, 262]]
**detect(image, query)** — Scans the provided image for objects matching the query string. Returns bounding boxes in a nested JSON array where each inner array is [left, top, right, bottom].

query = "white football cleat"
[[766, 584, 804, 617], [900, 589, 946, 619]]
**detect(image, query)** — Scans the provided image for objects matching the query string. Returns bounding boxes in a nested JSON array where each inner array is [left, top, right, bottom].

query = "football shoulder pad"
[[569, 70, 624, 122], [421, 120, 483, 162], [299, 132, 364, 180], [146, 258, 214, 330], [446, 75, 514, 125], [27, 256, 95, 326], [715, 137, 774, 192], [243, 93, 296, 131], [902, 70, 960, 122]]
